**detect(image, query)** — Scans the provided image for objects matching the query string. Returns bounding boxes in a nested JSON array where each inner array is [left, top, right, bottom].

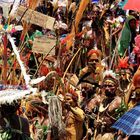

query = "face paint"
[[103, 80, 116, 97]]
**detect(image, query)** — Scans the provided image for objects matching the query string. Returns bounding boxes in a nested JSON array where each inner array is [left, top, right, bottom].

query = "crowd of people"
[[0, 0, 140, 140]]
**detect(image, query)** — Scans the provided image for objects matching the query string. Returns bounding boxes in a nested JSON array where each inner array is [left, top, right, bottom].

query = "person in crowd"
[[25, 97, 49, 140], [63, 88, 85, 140], [126, 66, 140, 109], [79, 49, 103, 85], [0, 100, 31, 140], [116, 57, 133, 98], [92, 70, 123, 140], [0, 6, 5, 25], [118, 15, 137, 56]]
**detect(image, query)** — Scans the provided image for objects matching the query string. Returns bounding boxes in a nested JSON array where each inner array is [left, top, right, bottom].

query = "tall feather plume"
[[7, 34, 31, 87], [7, 34, 46, 87]]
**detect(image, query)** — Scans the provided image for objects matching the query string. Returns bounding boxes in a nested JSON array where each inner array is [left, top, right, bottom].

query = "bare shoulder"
[[79, 66, 89, 77], [108, 96, 122, 112], [114, 96, 122, 105]]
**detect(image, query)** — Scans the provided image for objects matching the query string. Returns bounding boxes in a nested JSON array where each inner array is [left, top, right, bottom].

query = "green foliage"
[[0, 129, 12, 140], [115, 101, 128, 120]]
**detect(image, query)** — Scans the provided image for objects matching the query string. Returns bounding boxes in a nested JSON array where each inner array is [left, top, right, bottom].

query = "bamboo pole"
[[62, 48, 81, 80], [2, 35, 8, 84]]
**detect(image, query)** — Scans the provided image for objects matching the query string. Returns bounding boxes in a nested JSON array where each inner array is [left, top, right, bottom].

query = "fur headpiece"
[[87, 49, 102, 62]]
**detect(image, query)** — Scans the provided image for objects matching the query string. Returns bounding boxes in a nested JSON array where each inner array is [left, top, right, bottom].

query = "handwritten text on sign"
[[16, 6, 55, 30], [32, 36, 56, 55]]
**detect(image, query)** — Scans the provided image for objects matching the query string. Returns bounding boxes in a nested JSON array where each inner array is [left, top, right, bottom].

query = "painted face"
[[102, 80, 116, 97], [120, 69, 131, 81], [65, 95, 74, 106], [88, 53, 99, 69]]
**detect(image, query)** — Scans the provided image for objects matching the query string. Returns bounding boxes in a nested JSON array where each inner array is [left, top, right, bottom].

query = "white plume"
[[0, 89, 30, 104], [103, 70, 116, 80], [30, 76, 46, 85], [7, 34, 31, 88]]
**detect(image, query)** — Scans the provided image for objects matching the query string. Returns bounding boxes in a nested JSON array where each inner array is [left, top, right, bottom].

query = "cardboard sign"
[[0, 3, 11, 18], [32, 36, 56, 55], [16, 6, 55, 30]]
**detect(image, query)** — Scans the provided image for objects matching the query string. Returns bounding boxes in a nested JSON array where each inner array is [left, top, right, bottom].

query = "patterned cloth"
[[112, 105, 140, 135]]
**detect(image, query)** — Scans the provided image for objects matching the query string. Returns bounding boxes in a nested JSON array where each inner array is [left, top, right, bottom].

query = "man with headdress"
[[83, 70, 122, 140], [117, 66, 140, 140], [79, 49, 103, 86], [64, 88, 85, 140], [0, 90, 31, 140], [94, 70, 124, 140], [116, 57, 133, 98]]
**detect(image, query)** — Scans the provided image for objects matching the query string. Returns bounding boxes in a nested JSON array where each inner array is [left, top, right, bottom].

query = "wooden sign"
[[16, 6, 55, 30], [32, 36, 56, 55]]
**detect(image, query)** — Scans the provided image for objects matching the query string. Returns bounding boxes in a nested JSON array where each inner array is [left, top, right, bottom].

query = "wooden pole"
[[2, 35, 8, 84]]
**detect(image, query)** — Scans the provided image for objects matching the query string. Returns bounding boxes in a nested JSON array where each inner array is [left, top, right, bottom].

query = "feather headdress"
[[103, 70, 116, 80], [118, 57, 129, 69], [103, 70, 118, 85], [0, 89, 30, 105]]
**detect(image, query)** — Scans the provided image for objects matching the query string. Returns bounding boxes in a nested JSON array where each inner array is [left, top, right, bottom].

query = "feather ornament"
[[118, 57, 129, 69], [103, 70, 116, 80], [0, 89, 30, 105], [7, 34, 31, 87], [8, 34, 46, 87], [30, 76, 46, 85]]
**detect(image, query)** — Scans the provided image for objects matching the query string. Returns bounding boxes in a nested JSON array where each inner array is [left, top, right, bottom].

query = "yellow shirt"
[[65, 107, 85, 140]]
